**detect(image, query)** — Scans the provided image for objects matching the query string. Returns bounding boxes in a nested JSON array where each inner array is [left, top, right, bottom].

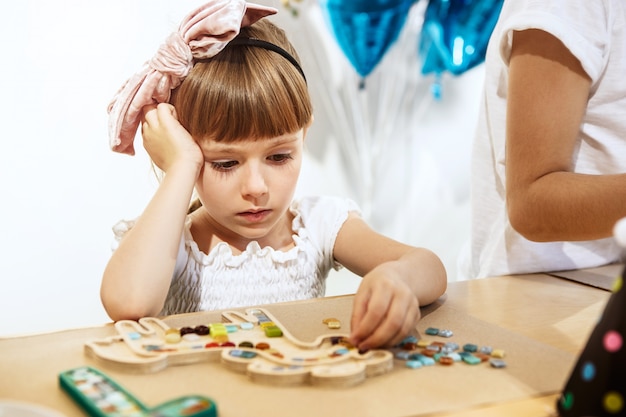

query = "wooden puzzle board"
[[84, 296, 576, 417], [86, 307, 394, 386]]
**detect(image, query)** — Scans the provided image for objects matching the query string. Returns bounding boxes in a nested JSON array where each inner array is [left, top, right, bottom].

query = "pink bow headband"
[[107, 0, 278, 155]]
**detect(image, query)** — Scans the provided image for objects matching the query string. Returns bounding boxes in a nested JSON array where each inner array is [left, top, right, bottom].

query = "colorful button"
[[225, 325, 239, 333], [179, 326, 195, 336], [439, 356, 454, 365], [462, 343, 478, 353], [491, 349, 505, 358], [425, 327, 439, 336], [255, 342, 270, 350], [182, 333, 200, 342], [194, 325, 210, 335], [406, 360, 423, 369], [165, 329, 181, 344], [461, 354, 481, 365], [209, 324, 228, 338], [322, 318, 341, 329], [240, 322, 254, 330], [489, 359, 507, 368], [263, 326, 283, 337]]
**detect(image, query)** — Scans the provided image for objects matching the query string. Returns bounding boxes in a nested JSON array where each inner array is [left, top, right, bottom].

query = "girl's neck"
[[189, 208, 295, 255]]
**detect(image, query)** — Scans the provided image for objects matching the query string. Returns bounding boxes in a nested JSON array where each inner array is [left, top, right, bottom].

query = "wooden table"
[[0, 274, 609, 417]]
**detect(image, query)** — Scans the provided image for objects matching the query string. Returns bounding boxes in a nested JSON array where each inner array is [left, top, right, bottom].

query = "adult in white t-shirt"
[[464, 0, 626, 279]]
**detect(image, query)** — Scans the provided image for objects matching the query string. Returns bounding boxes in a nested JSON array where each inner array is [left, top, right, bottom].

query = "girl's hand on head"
[[348, 265, 421, 351], [141, 103, 203, 173]]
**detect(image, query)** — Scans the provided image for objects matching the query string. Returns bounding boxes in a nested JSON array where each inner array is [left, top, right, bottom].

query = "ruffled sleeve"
[[290, 196, 361, 271]]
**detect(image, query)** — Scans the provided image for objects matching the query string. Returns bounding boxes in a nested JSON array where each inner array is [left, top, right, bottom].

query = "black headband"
[[228, 38, 307, 83]]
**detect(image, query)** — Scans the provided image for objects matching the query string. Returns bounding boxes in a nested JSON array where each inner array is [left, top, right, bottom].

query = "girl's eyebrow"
[[203, 135, 301, 153], [266, 136, 301, 146]]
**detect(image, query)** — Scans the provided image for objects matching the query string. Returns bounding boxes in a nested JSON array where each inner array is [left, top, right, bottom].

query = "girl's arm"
[[333, 213, 447, 350], [100, 104, 203, 321], [506, 29, 626, 242]]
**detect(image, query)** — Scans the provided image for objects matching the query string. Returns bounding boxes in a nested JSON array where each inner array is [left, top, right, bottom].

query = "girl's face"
[[195, 129, 305, 247]]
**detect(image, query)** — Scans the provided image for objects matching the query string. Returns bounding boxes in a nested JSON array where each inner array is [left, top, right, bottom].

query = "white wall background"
[[0, 0, 483, 337]]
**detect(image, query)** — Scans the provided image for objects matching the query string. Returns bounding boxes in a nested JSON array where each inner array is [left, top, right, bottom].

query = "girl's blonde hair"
[[170, 19, 312, 143]]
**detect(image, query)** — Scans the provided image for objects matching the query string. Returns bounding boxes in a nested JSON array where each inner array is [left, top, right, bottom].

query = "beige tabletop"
[[0, 274, 610, 417]]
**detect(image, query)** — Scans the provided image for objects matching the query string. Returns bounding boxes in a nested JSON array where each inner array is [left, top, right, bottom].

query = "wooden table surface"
[[0, 274, 610, 417], [432, 273, 609, 416]]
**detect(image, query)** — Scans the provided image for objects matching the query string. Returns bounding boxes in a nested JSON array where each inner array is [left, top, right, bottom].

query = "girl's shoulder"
[[291, 196, 361, 219], [289, 196, 361, 248]]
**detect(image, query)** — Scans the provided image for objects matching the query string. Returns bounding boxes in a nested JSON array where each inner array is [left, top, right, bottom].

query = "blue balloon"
[[419, 0, 504, 77], [320, 0, 416, 78]]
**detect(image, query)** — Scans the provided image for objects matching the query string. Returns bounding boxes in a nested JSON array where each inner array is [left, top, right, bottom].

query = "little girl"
[[101, 0, 447, 350]]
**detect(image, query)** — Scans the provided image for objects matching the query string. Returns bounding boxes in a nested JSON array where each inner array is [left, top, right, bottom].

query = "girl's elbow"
[[103, 303, 159, 322], [101, 290, 161, 322], [432, 256, 447, 295], [433, 269, 448, 303], [419, 250, 447, 305]]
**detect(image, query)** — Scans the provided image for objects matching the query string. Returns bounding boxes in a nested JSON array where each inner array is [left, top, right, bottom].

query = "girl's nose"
[[241, 163, 268, 198]]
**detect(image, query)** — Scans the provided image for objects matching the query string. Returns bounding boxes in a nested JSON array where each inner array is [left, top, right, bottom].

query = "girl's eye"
[[211, 160, 238, 171], [268, 154, 293, 163]]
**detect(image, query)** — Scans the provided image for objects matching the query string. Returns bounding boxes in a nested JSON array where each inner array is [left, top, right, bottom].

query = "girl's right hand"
[[141, 103, 204, 174]]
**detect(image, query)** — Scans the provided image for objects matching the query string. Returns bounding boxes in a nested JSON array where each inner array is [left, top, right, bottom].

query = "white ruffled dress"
[[113, 196, 360, 315]]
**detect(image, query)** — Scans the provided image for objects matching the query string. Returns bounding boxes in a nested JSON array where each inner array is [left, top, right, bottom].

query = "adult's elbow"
[[507, 199, 553, 242]]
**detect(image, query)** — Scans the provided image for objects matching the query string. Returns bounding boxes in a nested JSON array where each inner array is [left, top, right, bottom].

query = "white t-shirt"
[[114, 196, 360, 315], [464, 0, 626, 279]]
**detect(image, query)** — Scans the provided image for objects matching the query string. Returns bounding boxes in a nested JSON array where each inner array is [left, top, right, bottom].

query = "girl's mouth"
[[238, 209, 271, 223]]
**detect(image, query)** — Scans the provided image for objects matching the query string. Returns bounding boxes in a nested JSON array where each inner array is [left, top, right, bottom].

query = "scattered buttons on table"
[[392, 328, 508, 371]]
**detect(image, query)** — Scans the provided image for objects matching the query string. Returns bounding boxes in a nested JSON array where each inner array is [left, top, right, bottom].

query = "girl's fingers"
[[351, 290, 420, 350]]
